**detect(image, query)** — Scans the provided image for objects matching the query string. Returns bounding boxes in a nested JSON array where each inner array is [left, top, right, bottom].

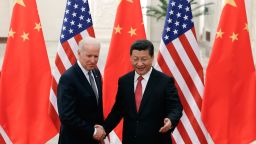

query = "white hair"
[[78, 36, 101, 51]]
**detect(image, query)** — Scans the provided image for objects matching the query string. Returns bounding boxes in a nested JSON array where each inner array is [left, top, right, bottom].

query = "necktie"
[[88, 71, 98, 104], [135, 76, 143, 112]]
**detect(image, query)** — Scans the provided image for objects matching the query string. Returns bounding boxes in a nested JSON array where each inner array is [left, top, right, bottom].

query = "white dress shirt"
[[134, 67, 153, 96]]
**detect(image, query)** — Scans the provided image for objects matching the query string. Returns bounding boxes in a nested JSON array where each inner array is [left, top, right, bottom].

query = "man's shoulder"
[[60, 63, 78, 79], [152, 68, 174, 81]]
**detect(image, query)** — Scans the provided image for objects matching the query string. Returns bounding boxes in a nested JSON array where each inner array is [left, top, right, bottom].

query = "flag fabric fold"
[[0, 0, 57, 143], [49, 0, 95, 131], [103, 0, 146, 143], [201, 0, 256, 143], [155, 0, 212, 143]]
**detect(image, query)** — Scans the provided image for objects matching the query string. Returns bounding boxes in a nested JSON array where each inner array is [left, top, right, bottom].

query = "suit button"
[[134, 135, 136, 139], [136, 120, 139, 124]]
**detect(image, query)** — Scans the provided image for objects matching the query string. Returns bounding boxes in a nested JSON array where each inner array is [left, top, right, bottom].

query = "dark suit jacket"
[[103, 68, 183, 144], [57, 62, 104, 144]]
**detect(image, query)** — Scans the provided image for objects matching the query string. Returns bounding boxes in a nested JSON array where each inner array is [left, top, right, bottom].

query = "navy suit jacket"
[[57, 62, 103, 144], [103, 68, 183, 144]]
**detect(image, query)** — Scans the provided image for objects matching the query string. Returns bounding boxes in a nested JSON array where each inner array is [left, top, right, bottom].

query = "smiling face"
[[130, 49, 153, 75]]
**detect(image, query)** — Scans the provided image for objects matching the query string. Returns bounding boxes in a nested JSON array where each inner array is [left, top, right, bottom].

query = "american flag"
[[155, 0, 213, 143], [49, 0, 95, 130]]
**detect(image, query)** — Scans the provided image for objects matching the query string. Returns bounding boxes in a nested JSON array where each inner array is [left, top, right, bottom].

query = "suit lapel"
[[127, 72, 138, 114], [74, 63, 96, 98]]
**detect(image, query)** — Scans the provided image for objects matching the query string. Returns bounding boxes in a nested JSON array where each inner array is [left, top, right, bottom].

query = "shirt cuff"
[[93, 127, 97, 136]]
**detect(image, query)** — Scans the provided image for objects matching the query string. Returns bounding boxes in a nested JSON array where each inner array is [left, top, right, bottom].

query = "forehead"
[[131, 49, 151, 57]]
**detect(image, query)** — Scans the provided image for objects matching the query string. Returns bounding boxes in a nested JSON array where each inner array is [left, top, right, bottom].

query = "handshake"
[[93, 124, 106, 142]]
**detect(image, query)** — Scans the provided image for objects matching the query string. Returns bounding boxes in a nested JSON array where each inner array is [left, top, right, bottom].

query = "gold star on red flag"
[[128, 27, 136, 37], [114, 24, 122, 34], [216, 29, 224, 39], [34, 23, 42, 32], [8, 28, 16, 38], [21, 32, 29, 41], [244, 23, 248, 32], [225, 0, 237, 7], [230, 32, 238, 42], [126, 0, 133, 3], [15, 0, 25, 7]]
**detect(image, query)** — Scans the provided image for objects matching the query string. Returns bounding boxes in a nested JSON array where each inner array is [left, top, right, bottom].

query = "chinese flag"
[[201, 0, 256, 143], [103, 0, 146, 142], [0, 0, 57, 143], [0, 134, 5, 144]]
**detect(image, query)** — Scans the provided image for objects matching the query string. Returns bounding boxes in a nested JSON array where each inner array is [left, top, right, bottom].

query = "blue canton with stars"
[[60, 0, 92, 43], [162, 0, 194, 44]]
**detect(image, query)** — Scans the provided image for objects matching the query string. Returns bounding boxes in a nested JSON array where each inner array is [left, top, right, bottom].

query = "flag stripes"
[[156, 29, 212, 143]]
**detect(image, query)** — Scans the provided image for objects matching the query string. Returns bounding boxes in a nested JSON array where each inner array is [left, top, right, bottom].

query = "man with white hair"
[[57, 37, 105, 144]]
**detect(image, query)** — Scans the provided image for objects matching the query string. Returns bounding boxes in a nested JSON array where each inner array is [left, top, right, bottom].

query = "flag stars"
[[168, 18, 172, 23], [81, 7, 86, 12], [8, 28, 16, 38], [230, 32, 238, 42], [72, 12, 77, 17], [21, 32, 29, 41], [67, 1, 71, 6], [126, 0, 133, 3], [114, 24, 122, 34], [70, 20, 75, 25], [225, 0, 237, 7], [185, 6, 190, 12], [65, 10, 69, 14], [166, 27, 170, 32], [69, 29, 73, 34], [64, 17, 68, 22], [216, 29, 224, 39], [34, 23, 42, 32], [178, 4, 183, 9], [62, 26, 66, 31], [176, 12, 181, 18], [173, 29, 178, 35], [73, 4, 78, 9], [79, 15, 84, 20], [128, 27, 136, 37], [182, 24, 187, 29], [169, 10, 174, 15], [15, 0, 25, 7], [183, 15, 188, 20], [175, 21, 180, 26], [171, 1, 175, 6], [244, 23, 249, 32], [87, 18, 91, 23], [164, 35, 169, 40], [83, 0, 87, 3], [61, 34, 65, 39], [78, 23, 82, 28]]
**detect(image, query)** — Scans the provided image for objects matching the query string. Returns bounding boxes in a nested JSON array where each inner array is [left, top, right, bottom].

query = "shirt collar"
[[77, 60, 89, 76], [134, 67, 153, 82]]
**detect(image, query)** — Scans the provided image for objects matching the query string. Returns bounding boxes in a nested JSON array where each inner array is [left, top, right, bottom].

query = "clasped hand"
[[93, 124, 106, 141]]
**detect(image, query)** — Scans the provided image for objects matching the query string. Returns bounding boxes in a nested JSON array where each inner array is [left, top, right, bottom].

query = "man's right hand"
[[93, 124, 106, 141]]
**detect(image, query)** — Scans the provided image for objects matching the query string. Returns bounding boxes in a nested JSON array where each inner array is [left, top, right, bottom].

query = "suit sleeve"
[[57, 74, 94, 138], [165, 77, 183, 131], [103, 79, 124, 134]]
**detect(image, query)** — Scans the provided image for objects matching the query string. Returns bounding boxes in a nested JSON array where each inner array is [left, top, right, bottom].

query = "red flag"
[[0, 135, 5, 144], [103, 0, 146, 142], [0, 0, 58, 143], [201, 0, 256, 143]]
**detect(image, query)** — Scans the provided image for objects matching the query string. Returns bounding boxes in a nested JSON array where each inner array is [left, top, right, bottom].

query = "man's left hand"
[[159, 118, 172, 133]]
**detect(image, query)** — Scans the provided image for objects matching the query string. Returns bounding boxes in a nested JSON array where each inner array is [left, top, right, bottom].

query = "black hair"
[[130, 39, 154, 57]]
